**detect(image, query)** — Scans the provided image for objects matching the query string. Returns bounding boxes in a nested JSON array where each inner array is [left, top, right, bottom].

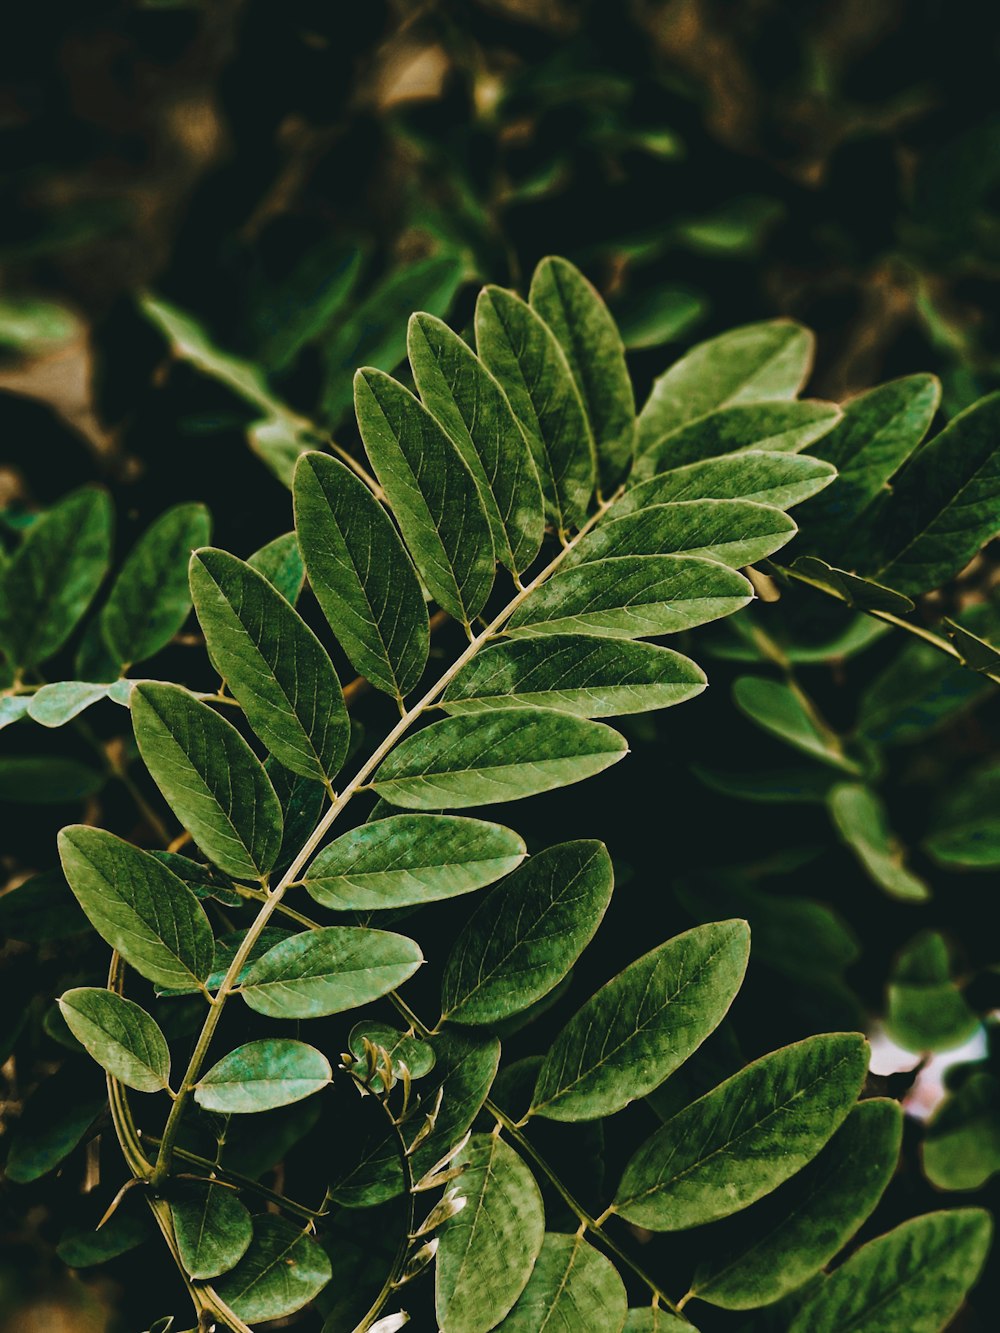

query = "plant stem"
[[773, 562, 1000, 686], [386, 990, 688, 1319], [148, 493, 621, 1191]]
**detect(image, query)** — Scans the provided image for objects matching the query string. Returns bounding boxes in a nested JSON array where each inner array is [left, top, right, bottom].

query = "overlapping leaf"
[[563, 499, 796, 569], [636, 319, 815, 453], [612, 1033, 869, 1229], [441, 840, 613, 1025], [293, 452, 429, 699], [131, 682, 283, 879], [190, 547, 349, 783], [408, 312, 544, 574], [354, 368, 495, 625], [476, 285, 595, 530]]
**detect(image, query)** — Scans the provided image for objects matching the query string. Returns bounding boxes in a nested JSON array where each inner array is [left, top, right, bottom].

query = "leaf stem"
[[147, 493, 622, 1190], [773, 562, 1000, 687], [386, 990, 688, 1320]]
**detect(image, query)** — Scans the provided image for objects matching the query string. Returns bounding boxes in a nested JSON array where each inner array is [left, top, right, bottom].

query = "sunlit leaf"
[[195, 1038, 332, 1113], [58, 987, 171, 1093]]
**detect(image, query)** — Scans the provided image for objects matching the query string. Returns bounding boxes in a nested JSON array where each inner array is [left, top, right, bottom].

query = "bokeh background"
[[3, 2, 1000, 1329]]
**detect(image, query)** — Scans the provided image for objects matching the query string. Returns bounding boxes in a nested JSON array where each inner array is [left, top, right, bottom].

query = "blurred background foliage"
[[3, 1, 1000, 1329]]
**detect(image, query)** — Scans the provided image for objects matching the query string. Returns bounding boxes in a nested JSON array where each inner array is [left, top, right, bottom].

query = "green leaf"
[[689, 1099, 903, 1310], [885, 931, 979, 1054], [131, 682, 283, 879], [529, 255, 635, 489], [171, 1183, 253, 1280], [790, 556, 915, 615], [925, 759, 1000, 867], [0, 694, 29, 729], [241, 926, 423, 1019], [248, 418, 313, 487], [923, 1072, 1000, 1192], [0, 487, 113, 669], [436, 1133, 545, 1333], [799, 374, 940, 556], [354, 368, 495, 625], [142, 295, 292, 420], [476, 285, 595, 530], [442, 635, 706, 718], [328, 1030, 499, 1207], [58, 987, 171, 1093], [293, 452, 429, 699], [636, 319, 814, 454], [693, 763, 838, 804], [869, 392, 1000, 593], [623, 1311, 691, 1331], [941, 616, 1000, 673], [787, 1209, 993, 1333], [251, 238, 364, 374], [442, 840, 613, 1025], [214, 1214, 333, 1322], [617, 450, 835, 512], [613, 1033, 869, 1230], [26, 680, 118, 727], [564, 499, 797, 570], [829, 784, 930, 902], [4, 1064, 105, 1183], [615, 286, 706, 352], [0, 755, 105, 802], [190, 548, 349, 783], [506, 556, 753, 639], [495, 1234, 627, 1332], [101, 503, 211, 668], [408, 312, 545, 574], [321, 250, 466, 424], [301, 813, 525, 910], [58, 826, 214, 990], [530, 920, 749, 1122], [732, 676, 860, 773], [195, 1039, 332, 1113], [0, 868, 88, 942], [247, 532, 305, 604], [57, 1210, 151, 1268], [635, 400, 840, 478], [371, 707, 628, 809], [348, 1022, 436, 1085]]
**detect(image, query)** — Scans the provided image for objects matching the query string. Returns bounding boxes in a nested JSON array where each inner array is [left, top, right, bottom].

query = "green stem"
[[773, 562, 1000, 687], [148, 493, 621, 1191], [385, 991, 688, 1319]]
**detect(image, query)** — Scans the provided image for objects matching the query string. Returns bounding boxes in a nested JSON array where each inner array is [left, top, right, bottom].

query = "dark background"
[[2, 2, 1000, 1329]]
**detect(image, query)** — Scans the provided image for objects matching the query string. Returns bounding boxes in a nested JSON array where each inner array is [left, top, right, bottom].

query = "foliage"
[[2, 250, 998, 1333]]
